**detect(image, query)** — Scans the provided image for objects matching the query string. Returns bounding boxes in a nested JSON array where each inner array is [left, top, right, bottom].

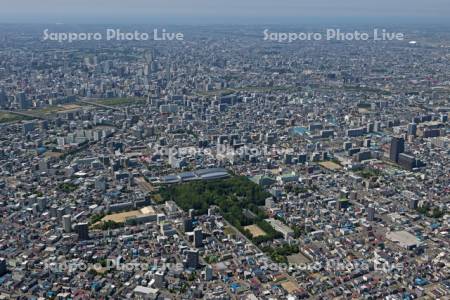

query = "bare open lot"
[[244, 224, 266, 237], [287, 252, 311, 265], [319, 161, 342, 171], [99, 206, 156, 223], [281, 280, 301, 294]]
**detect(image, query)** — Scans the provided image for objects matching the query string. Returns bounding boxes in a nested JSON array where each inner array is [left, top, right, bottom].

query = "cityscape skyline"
[[0, 1, 448, 299]]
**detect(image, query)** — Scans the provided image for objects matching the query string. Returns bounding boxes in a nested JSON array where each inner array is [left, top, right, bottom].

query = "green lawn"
[[0, 112, 33, 123], [87, 98, 146, 106]]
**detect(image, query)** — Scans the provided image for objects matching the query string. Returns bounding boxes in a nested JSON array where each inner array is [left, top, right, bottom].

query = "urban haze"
[[0, 2, 449, 300]]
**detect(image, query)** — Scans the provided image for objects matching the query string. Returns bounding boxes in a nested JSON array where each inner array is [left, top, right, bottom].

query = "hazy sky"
[[1, 0, 450, 24]]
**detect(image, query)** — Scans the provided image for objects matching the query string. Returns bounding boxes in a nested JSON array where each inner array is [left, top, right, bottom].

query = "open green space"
[[160, 176, 283, 244], [0, 112, 33, 123], [262, 244, 300, 264], [416, 204, 447, 219], [355, 167, 383, 179], [58, 182, 78, 193], [85, 97, 146, 106], [195, 86, 299, 97]]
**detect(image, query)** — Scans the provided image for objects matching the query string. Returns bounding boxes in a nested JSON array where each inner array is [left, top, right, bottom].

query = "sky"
[[1, 0, 450, 24]]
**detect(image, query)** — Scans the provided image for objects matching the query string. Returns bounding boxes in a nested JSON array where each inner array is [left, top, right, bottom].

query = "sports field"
[[244, 224, 266, 237]]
